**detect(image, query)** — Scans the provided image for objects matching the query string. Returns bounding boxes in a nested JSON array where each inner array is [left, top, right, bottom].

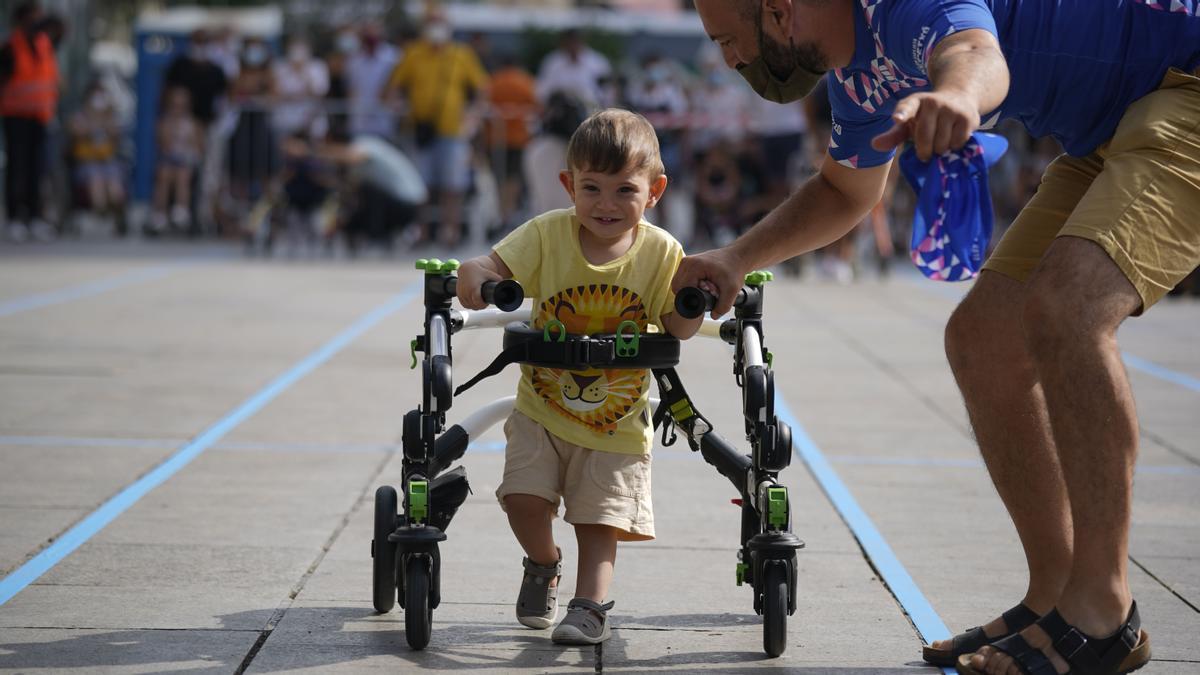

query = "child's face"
[[559, 164, 668, 244]]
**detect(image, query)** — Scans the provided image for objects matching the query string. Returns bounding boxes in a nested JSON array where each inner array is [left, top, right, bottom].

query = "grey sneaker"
[[551, 598, 614, 645], [516, 550, 561, 629]]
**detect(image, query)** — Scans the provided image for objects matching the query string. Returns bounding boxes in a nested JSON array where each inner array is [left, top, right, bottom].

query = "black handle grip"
[[675, 287, 716, 319], [482, 279, 524, 312]]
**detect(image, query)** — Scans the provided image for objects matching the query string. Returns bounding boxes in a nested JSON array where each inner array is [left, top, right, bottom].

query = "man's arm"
[[872, 28, 1009, 160], [672, 156, 890, 316]]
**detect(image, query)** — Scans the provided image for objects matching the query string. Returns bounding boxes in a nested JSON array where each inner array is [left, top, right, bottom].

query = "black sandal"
[[955, 601, 1151, 675], [924, 603, 1040, 666]]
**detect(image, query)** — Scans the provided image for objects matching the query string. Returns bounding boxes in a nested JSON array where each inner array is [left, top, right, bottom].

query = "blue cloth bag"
[[899, 132, 1008, 281]]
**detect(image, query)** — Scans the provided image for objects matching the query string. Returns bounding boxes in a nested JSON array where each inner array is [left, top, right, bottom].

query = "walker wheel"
[[372, 486, 398, 613], [762, 560, 788, 657], [405, 555, 433, 649]]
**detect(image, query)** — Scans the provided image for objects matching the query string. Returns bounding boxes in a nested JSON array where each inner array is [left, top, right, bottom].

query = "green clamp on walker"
[[410, 339, 419, 369], [615, 320, 641, 358], [416, 258, 461, 274], [542, 319, 567, 343], [767, 487, 788, 528], [745, 270, 774, 286], [408, 480, 429, 523]]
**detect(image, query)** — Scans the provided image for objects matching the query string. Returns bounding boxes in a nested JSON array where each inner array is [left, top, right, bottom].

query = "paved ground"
[[0, 240, 1197, 674]]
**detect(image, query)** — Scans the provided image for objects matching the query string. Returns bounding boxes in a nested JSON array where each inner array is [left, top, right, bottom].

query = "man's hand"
[[870, 90, 981, 162], [671, 246, 751, 319], [455, 256, 503, 310]]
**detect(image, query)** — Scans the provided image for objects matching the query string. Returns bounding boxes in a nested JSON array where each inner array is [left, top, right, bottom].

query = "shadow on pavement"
[[0, 605, 938, 673]]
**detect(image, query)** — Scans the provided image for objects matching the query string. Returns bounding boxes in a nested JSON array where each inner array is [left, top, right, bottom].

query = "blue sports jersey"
[[828, 0, 1200, 168]]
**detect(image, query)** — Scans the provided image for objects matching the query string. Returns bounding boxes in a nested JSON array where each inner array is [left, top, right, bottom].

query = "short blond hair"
[[565, 108, 665, 178]]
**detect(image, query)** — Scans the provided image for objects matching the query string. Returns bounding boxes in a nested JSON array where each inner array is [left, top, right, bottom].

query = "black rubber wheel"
[[404, 556, 433, 650], [762, 561, 788, 657], [372, 486, 398, 613]]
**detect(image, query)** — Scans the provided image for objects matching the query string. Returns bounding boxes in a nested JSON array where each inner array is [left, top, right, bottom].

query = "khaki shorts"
[[984, 67, 1200, 310], [496, 410, 654, 541]]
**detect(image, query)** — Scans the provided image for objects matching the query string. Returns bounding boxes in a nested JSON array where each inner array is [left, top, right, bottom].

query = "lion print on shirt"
[[530, 284, 649, 435]]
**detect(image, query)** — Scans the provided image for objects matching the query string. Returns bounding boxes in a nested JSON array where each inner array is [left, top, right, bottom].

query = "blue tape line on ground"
[[0, 265, 183, 318], [775, 395, 953, 669], [0, 283, 420, 606], [1122, 353, 1200, 394]]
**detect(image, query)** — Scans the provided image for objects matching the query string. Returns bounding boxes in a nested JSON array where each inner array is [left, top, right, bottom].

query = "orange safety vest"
[[0, 30, 59, 124]]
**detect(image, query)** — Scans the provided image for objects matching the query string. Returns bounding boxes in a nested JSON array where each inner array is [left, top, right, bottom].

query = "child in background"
[[457, 109, 701, 645], [279, 132, 335, 256], [67, 82, 126, 231], [151, 86, 202, 233]]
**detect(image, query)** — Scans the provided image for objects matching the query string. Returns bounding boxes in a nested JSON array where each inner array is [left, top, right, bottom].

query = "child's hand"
[[661, 310, 703, 340], [456, 257, 503, 310]]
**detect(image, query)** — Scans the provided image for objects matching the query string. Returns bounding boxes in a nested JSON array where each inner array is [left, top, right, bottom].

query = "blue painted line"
[[775, 396, 953, 671], [1122, 353, 1200, 394], [0, 283, 420, 606], [0, 264, 184, 318]]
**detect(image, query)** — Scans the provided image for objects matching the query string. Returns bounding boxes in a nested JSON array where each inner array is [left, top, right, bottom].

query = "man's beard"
[[758, 18, 827, 79]]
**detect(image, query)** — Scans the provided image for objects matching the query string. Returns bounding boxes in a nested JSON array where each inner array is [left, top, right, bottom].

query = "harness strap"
[[453, 323, 680, 396], [651, 367, 712, 452], [454, 343, 526, 396]]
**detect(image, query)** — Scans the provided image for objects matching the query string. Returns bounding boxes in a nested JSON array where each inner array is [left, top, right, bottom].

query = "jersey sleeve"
[[826, 0, 998, 169], [883, 0, 998, 76], [827, 78, 899, 169], [493, 216, 544, 298]]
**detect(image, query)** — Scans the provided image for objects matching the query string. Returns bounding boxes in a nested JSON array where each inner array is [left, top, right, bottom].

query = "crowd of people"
[[0, 3, 1197, 292]]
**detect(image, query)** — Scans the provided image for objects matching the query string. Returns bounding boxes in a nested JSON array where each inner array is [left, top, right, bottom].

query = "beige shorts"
[[984, 67, 1200, 310], [495, 410, 654, 541]]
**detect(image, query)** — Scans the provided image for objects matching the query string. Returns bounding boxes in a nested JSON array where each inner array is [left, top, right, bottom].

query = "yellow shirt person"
[[387, 38, 488, 138], [494, 207, 683, 455]]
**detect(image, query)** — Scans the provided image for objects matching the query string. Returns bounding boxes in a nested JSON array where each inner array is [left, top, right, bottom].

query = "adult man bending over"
[[679, 2, 1199, 674]]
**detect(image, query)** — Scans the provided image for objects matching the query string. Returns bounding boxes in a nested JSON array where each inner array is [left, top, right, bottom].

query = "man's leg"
[[931, 271, 1073, 655], [969, 237, 1142, 675]]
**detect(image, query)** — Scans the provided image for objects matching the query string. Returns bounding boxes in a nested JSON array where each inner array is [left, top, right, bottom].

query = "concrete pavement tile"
[[1129, 565, 1200, 663], [0, 626, 257, 673], [249, 600, 934, 673], [0, 585, 278, 631], [37, 542, 319, 590], [0, 506, 83, 577], [0, 446, 173, 509]]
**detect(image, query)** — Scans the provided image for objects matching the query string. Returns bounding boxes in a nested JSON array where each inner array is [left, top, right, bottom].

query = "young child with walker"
[[456, 108, 702, 645]]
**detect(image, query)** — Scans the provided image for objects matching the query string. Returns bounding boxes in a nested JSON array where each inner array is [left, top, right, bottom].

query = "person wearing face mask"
[[384, 14, 489, 249], [535, 29, 611, 110], [678, 2, 1200, 674], [223, 37, 279, 238], [162, 29, 228, 129], [345, 24, 398, 140], [271, 36, 329, 140]]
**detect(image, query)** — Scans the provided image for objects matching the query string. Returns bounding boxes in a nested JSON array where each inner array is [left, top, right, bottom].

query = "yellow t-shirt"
[[494, 208, 683, 455], [388, 40, 489, 138]]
